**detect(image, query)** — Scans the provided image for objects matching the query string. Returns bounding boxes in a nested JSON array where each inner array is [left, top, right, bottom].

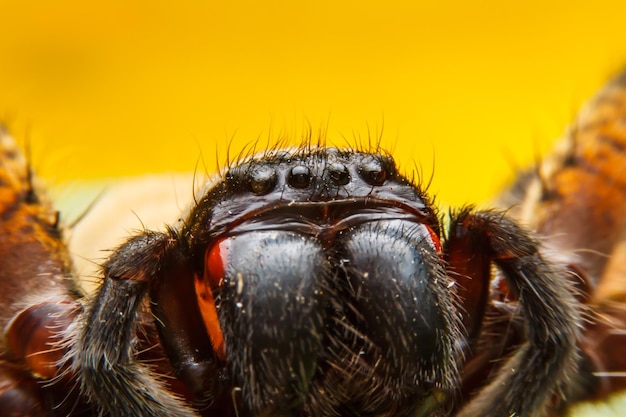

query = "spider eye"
[[288, 165, 312, 188], [328, 162, 350, 185], [249, 165, 277, 195], [358, 159, 387, 186]]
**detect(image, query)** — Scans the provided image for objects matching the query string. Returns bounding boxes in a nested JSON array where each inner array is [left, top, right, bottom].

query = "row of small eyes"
[[229, 159, 393, 195]]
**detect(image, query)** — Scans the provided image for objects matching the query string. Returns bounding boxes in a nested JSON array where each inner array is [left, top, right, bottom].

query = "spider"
[[1, 71, 626, 417]]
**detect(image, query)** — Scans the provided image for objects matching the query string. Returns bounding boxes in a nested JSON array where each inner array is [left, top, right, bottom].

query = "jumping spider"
[[2, 71, 626, 416]]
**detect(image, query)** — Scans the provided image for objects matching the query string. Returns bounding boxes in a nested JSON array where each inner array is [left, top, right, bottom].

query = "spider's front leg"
[[446, 209, 581, 417], [0, 130, 86, 415], [73, 229, 224, 417]]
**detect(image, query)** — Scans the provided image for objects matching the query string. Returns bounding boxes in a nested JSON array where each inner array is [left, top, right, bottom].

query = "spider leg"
[[72, 231, 198, 417], [448, 208, 581, 417], [0, 130, 87, 414]]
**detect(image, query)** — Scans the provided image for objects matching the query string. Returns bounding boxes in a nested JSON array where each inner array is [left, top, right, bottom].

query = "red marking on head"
[[206, 238, 230, 288], [425, 224, 442, 255], [194, 238, 231, 361]]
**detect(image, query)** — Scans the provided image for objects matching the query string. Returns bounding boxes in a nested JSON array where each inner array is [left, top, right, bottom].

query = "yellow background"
[[1, 0, 626, 208], [2, 2, 626, 414]]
